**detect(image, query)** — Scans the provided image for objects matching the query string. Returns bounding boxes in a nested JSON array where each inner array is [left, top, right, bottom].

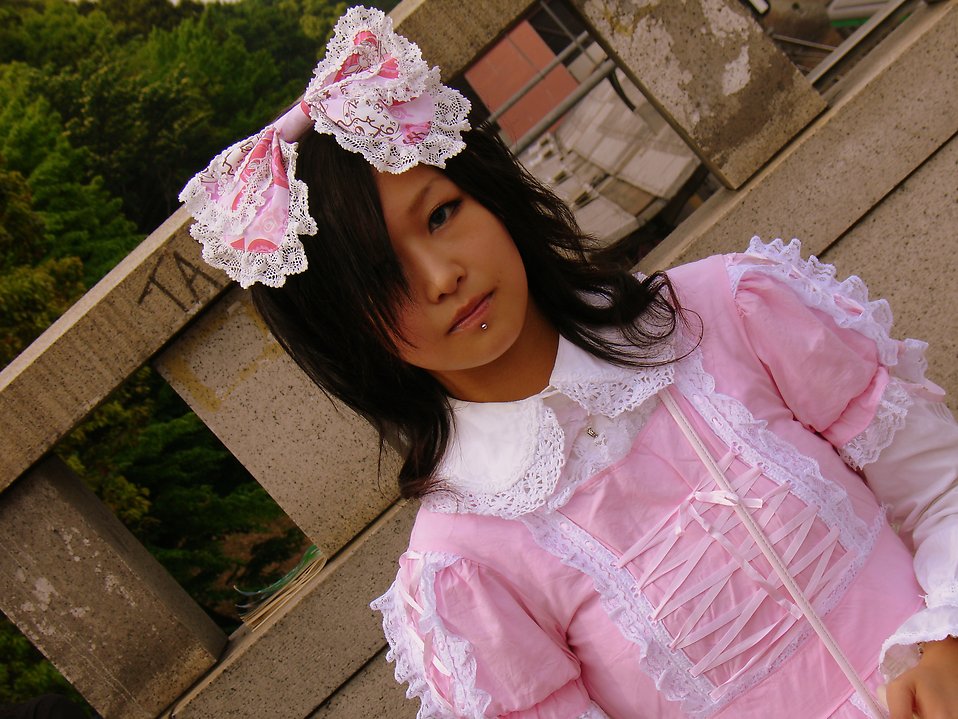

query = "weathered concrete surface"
[[154, 288, 401, 553], [169, 501, 416, 719], [822, 131, 958, 412], [640, 1, 958, 272], [392, 0, 534, 80], [569, 0, 826, 188], [0, 458, 225, 719], [0, 207, 229, 494], [308, 647, 416, 719]]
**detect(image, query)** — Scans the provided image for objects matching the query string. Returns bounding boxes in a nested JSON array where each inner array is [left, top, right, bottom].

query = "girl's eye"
[[428, 200, 461, 232]]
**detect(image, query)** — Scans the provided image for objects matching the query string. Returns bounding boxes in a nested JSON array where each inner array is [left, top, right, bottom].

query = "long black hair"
[[251, 127, 685, 498]]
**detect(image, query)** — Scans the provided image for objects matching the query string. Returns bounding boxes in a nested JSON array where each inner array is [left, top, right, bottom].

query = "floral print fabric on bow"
[[311, 27, 435, 147]]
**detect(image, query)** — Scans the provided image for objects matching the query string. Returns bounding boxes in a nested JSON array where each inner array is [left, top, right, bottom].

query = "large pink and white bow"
[[179, 6, 471, 289]]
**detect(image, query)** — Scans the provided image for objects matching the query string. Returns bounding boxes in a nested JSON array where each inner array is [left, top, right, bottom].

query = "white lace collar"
[[422, 335, 675, 518]]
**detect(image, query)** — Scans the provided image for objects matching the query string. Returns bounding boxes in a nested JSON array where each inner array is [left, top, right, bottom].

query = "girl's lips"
[[449, 293, 492, 333]]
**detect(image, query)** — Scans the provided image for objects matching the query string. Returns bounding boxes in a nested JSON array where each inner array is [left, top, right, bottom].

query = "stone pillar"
[[0, 458, 225, 719], [168, 501, 417, 719], [567, 0, 827, 188], [154, 289, 401, 553]]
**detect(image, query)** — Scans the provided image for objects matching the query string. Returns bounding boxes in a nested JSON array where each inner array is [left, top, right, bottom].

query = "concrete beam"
[[0, 207, 229, 494], [640, 1, 958, 270], [568, 0, 826, 189], [0, 458, 225, 719], [154, 289, 401, 553], [392, 0, 535, 80], [168, 501, 416, 719], [308, 647, 416, 719]]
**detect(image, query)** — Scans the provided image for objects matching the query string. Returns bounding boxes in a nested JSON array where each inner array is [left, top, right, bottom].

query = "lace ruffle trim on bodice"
[[727, 237, 928, 468], [521, 353, 884, 718], [521, 510, 717, 717], [423, 349, 675, 518], [370, 552, 492, 719], [677, 346, 874, 551]]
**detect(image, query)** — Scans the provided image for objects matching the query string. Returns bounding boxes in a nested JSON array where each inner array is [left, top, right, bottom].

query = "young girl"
[[179, 7, 958, 718]]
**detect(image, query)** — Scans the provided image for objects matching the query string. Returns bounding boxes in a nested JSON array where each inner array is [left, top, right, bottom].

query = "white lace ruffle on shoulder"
[[880, 604, 958, 681], [370, 552, 492, 719], [728, 237, 929, 468]]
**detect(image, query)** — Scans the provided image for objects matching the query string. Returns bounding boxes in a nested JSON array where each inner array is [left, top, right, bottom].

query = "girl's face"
[[375, 165, 558, 402]]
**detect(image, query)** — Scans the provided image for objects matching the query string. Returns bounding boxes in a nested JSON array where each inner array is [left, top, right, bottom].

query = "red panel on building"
[[465, 20, 579, 143]]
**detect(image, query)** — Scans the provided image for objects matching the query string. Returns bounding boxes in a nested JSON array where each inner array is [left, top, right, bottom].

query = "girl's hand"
[[886, 636, 958, 719]]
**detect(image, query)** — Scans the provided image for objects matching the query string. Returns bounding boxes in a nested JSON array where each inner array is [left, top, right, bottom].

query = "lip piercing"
[[480, 323, 488, 331]]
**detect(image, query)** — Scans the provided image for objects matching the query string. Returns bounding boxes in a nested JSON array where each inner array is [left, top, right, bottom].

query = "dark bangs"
[[250, 132, 441, 428]]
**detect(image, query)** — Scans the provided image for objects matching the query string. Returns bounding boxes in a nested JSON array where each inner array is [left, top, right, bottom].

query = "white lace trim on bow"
[[370, 552, 492, 719], [179, 133, 312, 288], [305, 6, 470, 173]]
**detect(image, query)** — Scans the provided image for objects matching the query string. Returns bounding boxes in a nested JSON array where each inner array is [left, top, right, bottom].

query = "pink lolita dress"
[[371, 239, 958, 719]]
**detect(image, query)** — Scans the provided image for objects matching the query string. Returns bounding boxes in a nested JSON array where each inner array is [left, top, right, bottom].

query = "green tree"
[[0, 615, 86, 711], [0, 65, 142, 285], [0, 159, 86, 366]]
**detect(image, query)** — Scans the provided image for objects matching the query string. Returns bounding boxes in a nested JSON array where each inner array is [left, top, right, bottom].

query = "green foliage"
[[57, 373, 289, 625], [0, 0, 339, 704], [0, 65, 142, 285], [0, 157, 87, 365], [0, 159, 46, 269], [0, 0, 116, 71], [98, 0, 202, 41], [0, 256, 85, 367], [0, 615, 86, 710]]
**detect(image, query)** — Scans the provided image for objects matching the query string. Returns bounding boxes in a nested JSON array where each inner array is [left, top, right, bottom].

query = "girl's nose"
[[404, 242, 464, 303], [422, 255, 465, 303]]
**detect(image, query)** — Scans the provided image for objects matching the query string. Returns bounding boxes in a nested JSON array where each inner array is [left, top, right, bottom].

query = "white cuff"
[[879, 605, 958, 681]]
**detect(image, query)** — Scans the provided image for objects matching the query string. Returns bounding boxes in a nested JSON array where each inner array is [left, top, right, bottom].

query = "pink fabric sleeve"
[[433, 560, 591, 718], [734, 270, 889, 448], [727, 239, 935, 469], [727, 240, 958, 685], [372, 551, 597, 718]]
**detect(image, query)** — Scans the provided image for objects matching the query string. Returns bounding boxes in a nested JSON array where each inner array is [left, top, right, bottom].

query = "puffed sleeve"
[[728, 237, 958, 681], [370, 550, 608, 719]]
